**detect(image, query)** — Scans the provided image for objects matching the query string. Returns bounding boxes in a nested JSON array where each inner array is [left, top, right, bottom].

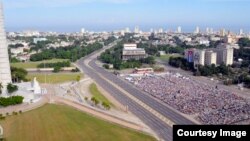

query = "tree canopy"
[[30, 42, 103, 62]]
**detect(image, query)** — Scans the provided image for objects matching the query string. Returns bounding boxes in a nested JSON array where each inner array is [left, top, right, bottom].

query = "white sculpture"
[[32, 77, 42, 94]]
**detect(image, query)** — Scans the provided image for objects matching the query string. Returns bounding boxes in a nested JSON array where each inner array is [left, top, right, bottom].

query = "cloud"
[[3, 0, 131, 8]]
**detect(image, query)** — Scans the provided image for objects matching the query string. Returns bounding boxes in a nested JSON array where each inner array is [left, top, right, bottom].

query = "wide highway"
[[76, 42, 195, 141]]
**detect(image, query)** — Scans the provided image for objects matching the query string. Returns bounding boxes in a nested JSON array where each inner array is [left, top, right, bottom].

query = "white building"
[[81, 28, 85, 34], [220, 28, 226, 36], [194, 26, 200, 34], [134, 26, 140, 34], [23, 30, 40, 37], [125, 27, 130, 33], [239, 29, 244, 35], [122, 44, 146, 61], [184, 37, 192, 42], [224, 35, 236, 44], [10, 47, 24, 56], [199, 39, 210, 46], [177, 26, 182, 33], [214, 44, 234, 65], [185, 44, 234, 66], [150, 28, 154, 33], [158, 28, 164, 33], [33, 38, 47, 44], [210, 36, 221, 41], [120, 30, 125, 36], [205, 51, 217, 65], [206, 27, 210, 34], [123, 44, 137, 50], [210, 28, 214, 34], [194, 50, 205, 66]]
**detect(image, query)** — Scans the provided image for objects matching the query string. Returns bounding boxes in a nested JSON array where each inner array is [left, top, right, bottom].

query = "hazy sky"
[[2, 0, 250, 32]]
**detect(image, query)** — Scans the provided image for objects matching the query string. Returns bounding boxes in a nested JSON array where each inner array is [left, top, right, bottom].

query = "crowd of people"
[[126, 72, 250, 124]]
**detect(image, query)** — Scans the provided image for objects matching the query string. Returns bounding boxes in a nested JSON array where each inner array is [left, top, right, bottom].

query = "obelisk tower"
[[0, 3, 12, 96]]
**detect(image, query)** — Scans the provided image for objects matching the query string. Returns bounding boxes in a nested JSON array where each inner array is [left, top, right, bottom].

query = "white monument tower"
[[0, 3, 12, 96]]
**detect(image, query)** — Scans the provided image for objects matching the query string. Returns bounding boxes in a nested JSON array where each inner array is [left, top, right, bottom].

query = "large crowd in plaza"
[[126, 72, 250, 124]]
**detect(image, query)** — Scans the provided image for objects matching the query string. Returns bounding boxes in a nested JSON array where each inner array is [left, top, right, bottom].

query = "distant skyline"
[[2, 0, 250, 32]]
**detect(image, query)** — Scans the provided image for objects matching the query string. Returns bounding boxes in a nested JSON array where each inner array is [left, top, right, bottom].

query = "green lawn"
[[89, 83, 113, 106], [11, 59, 70, 69], [0, 104, 155, 141], [27, 73, 83, 84], [158, 54, 183, 62]]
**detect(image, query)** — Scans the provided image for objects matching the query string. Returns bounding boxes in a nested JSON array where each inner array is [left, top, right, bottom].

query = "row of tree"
[[37, 61, 71, 73], [11, 67, 28, 83], [104, 36, 117, 46], [169, 57, 194, 71], [30, 40, 53, 52], [238, 38, 250, 48], [90, 97, 111, 110], [8, 43, 24, 48], [30, 42, 103, 62], [195, 64, 230, 76], [234, 38, 250, 65]]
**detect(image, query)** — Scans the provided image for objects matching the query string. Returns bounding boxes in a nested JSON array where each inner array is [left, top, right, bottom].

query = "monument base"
[[0, 86, 9, 98]]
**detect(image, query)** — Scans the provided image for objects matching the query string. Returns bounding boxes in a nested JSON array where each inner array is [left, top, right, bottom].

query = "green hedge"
[[0, 96, 24, 107]]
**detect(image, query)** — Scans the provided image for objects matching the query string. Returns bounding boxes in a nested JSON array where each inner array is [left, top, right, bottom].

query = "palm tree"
[[0, 82, 3, 95]]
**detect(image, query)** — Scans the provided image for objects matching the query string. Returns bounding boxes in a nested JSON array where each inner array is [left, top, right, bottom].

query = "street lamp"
[[43, 58, 47, 84]]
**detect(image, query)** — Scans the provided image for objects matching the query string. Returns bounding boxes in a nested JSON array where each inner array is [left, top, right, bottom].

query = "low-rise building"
[[33, 37, 47, 44], [122, 44, 146, 61], [10, 47, 24, 56]]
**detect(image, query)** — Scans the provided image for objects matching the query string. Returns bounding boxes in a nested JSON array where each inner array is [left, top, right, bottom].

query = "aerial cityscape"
[[1, 0, 250, 141]]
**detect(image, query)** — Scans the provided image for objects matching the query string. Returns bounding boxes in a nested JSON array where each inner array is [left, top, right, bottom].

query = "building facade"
[[205, 51, 217, 65], [213, 44, 234, 65], [184, 43, 234, 66], [122, 44, 146, 61]]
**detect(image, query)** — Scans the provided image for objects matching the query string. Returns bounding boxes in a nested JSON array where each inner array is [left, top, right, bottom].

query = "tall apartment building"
[[185, 48, 205, 67], [194, 26, 200, 34], [213, 44, 234, 65], [184, 43, 234, 66], [205, 51, 217, 65], [194, 50, 205, 66], [220, 29, 226, 36], [81, 28, 85, 34], [177, 26, 182, 33], [134, 26, 140, 34]]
